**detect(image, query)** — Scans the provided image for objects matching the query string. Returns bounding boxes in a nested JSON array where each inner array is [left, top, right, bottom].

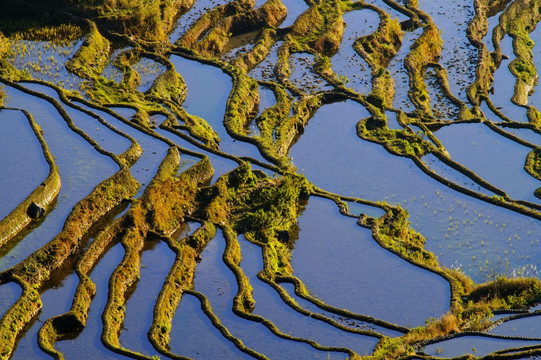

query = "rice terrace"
[[2, 0, 541, 358]]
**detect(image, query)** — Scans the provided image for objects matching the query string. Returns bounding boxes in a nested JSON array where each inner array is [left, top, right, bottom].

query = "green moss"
[[355, 11, 402, 69], [357, 116, 434, 157], [366, 70, 395, 109], [147, 68, 186, 104], [286, 0, 344, 56], [232, 28, 277, 72], [66, 20, 109, 79], [404, 23, 443, 115]]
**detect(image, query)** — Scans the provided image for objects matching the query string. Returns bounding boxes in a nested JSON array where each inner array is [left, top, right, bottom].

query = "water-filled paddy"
[[119, 240, 176, 357], [418, 0, 476, 103], [490, 314, 541, 337], [0, 109, 49, 220], [240, 235, 380, 356], [279, 0, 309, 28], [434, 122, 541, 204], [0, 86, 118, 270], [289, 100, 541, 281], [291, 196, 450, 327], [12, 270, 79, 359], [56, 244, 130, 359], [4, 0, 541, 357], [193, 230, 342, 359], [330, 9, 378, 95]]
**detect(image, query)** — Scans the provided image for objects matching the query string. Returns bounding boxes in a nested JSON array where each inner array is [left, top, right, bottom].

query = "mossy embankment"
[[3, 0, 541, 358], [0, 165, 139, 359], [492, 0, 541, 106]]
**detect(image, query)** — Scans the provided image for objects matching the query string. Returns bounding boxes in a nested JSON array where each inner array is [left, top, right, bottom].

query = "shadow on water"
[[56, 243, 131, 359], [290, 196, 450, 328], [0, 86, 118, 271], [12, 270, 79, 359], [119, 240, 176, 357], [0, 109, 49, 220], [239, 235, 380, 356], [194, 229, 341, 359]]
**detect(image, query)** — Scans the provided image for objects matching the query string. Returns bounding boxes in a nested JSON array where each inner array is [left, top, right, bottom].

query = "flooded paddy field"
[[2, 0, 541, 358]]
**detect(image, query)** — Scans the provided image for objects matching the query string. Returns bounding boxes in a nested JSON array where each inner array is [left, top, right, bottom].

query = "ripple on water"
[[290, 196, 451, 328], [0, 109, 49, 220]]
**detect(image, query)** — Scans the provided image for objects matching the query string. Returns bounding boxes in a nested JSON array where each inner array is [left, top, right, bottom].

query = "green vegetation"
[[3, 0, 541, 358]]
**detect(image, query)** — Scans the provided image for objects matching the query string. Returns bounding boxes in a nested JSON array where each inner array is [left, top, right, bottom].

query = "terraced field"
[[1, 0, 541, 358]]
